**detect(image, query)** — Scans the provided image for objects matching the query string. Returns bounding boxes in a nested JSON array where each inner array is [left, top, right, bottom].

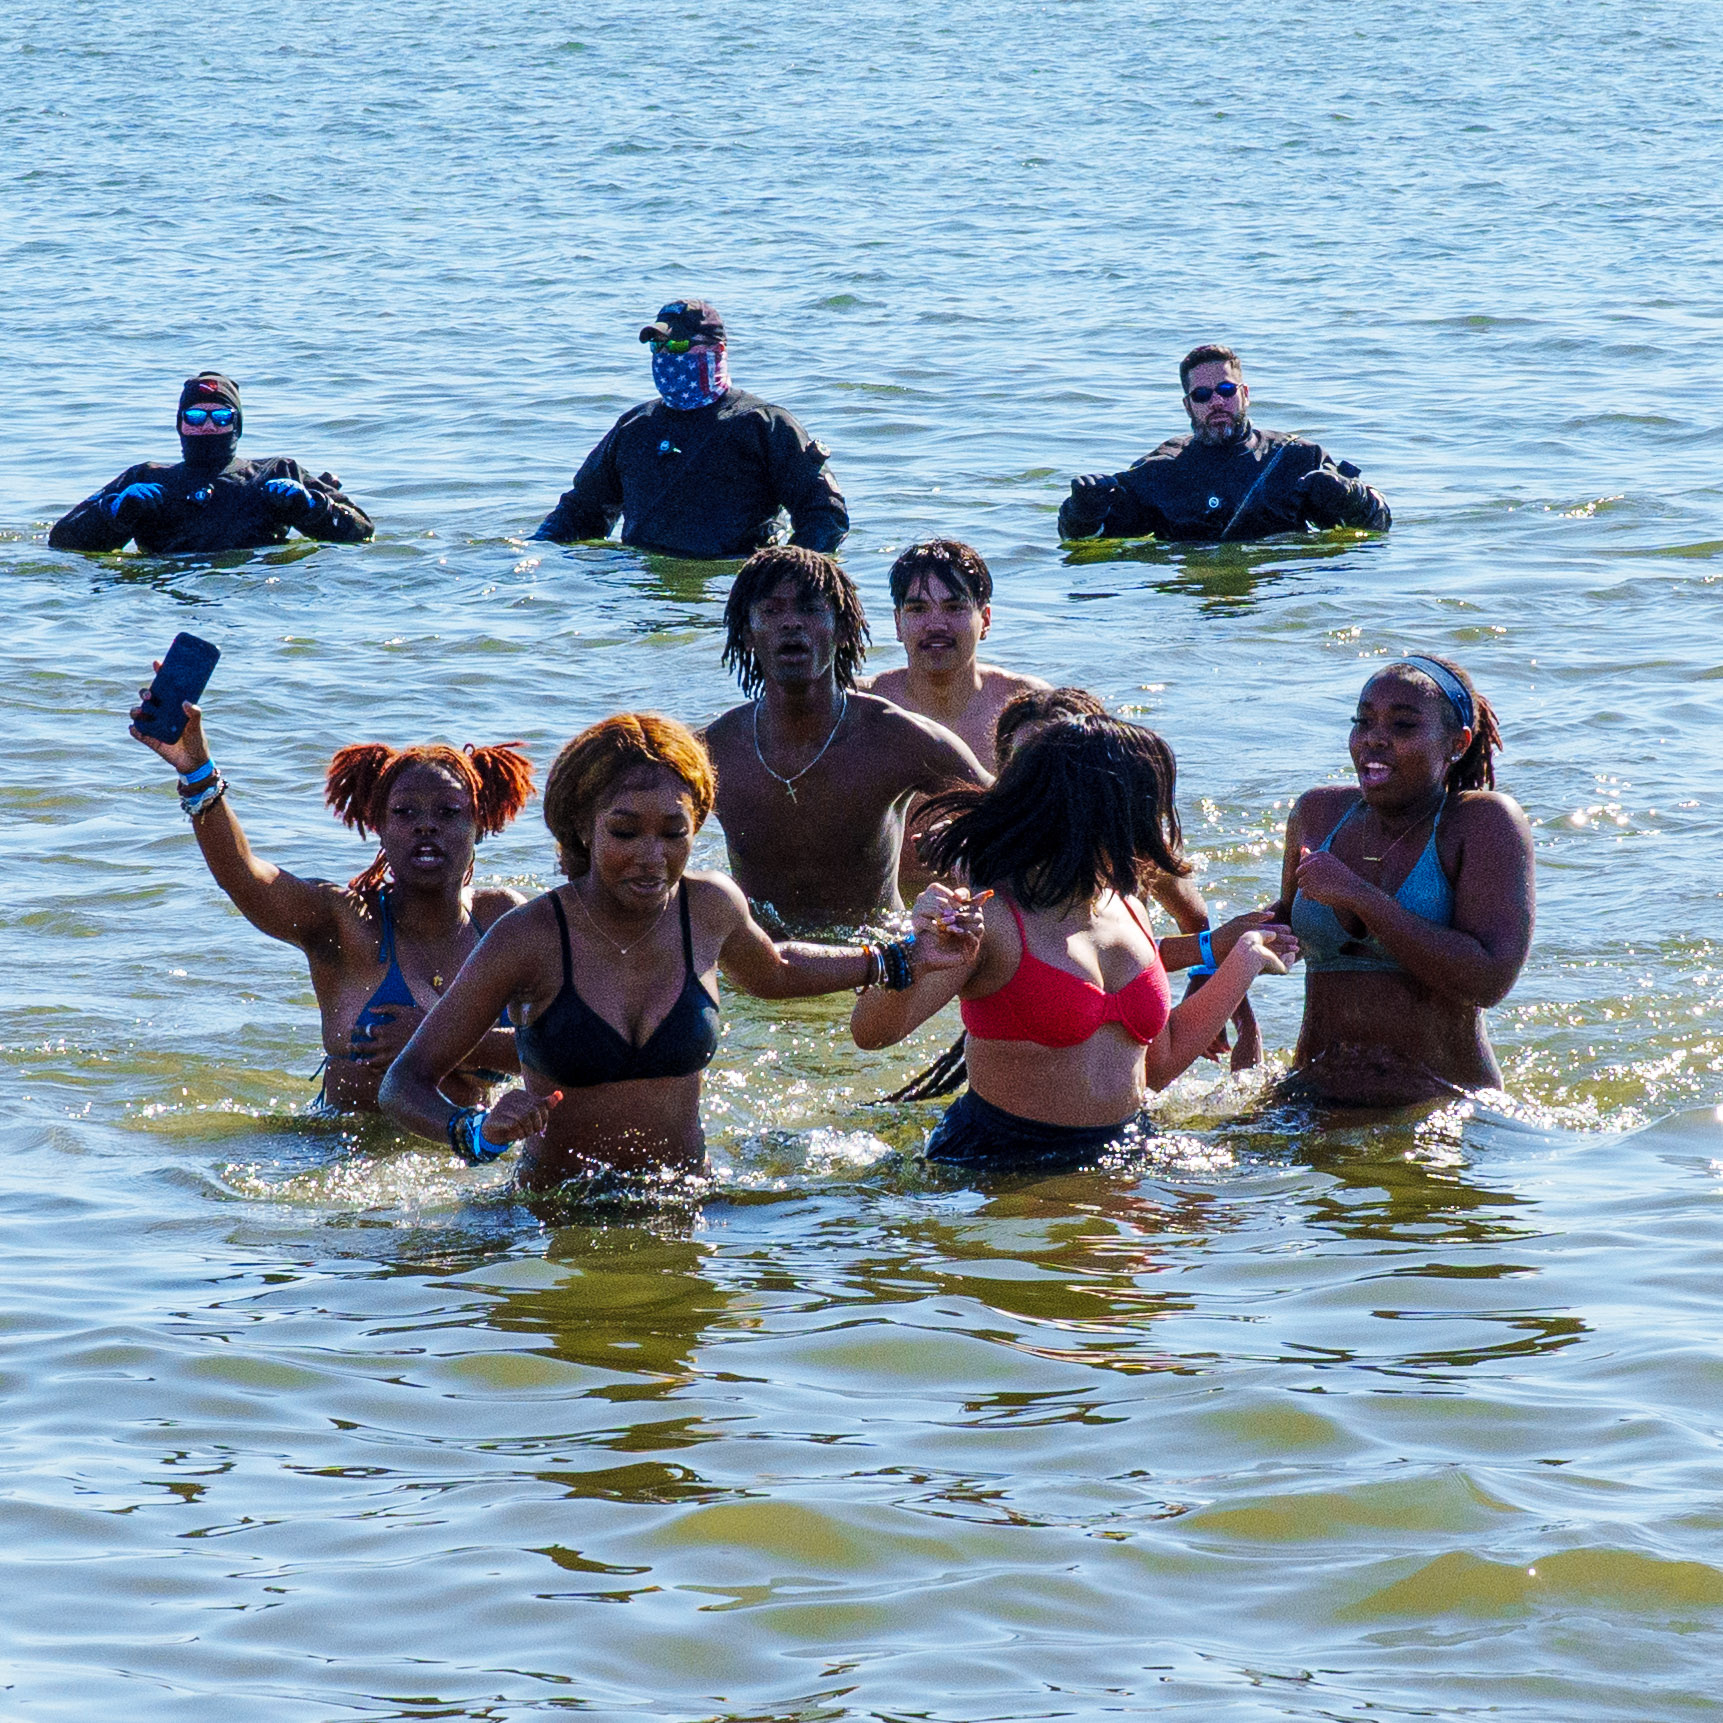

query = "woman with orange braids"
[[380, 713, 973, 1186], [129, 671, 535, 1113]]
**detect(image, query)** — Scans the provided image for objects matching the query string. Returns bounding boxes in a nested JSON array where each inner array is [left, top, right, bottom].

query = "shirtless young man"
[[703, 546, 989, 924], [861, 539, 1049, 771]]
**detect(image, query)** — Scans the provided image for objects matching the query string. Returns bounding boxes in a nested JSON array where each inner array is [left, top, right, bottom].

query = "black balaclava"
[[177, 372, 243, 472]]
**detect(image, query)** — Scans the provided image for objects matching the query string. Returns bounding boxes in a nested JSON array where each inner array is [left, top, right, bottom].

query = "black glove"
[[1294, 466, 1358, 524], [1064, 473, 1120, 528]]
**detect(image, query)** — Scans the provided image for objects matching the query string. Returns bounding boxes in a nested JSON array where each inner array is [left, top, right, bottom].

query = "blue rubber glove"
[[262, 477, 317, 520], [105, 481, 163, 523]]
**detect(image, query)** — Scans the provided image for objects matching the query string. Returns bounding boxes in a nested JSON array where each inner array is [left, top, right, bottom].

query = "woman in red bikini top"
[[853, 716, 1297, 1168]]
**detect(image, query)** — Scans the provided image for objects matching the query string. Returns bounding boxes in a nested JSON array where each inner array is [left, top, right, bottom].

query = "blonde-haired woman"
[[382, 713, 966, 1188]]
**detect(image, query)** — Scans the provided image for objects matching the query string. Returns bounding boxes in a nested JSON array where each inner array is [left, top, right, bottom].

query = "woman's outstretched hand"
[[483, 1087, 563, 1144], [1235, 926, 1298, 977], [129, 661, 210, 776], [910, 884, 986, 970]]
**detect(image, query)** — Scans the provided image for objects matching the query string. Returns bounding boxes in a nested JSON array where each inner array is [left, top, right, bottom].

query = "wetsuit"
[[533, 388, 848, 558], [516, 887, 719, 1086], [50, 456, 373, 554], [1058, 423, 1390, 543], [927, 898, 1171, 1167]]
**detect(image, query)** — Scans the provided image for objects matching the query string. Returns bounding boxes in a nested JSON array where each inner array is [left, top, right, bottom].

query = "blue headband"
[[1394, 656, 1475, 732]]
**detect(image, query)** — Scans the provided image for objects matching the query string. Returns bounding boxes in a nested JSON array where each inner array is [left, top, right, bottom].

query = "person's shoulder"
[[1447, 787, 1531, 836], [702, 701, 753, 745], [474, 884, 530, 923], [683, 867, 749, 921], [849, 688, 934, 732], [1127, 435, 1193, 470], [862, 667, 911, 699], [978, 664, 1053, 697], [1290, 783, 1357, 830]]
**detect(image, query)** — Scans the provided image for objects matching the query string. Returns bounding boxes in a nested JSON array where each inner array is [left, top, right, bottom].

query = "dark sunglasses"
[[181, 405, 237, 427], [1186, 381, 1240, 403], [650, 338, 696, 355]]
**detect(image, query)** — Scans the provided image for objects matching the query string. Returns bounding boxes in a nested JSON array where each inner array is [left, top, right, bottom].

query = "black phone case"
[[135, 633, 221, 744]]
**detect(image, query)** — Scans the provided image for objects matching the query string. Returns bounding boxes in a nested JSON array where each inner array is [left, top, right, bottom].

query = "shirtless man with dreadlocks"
[[702, 546, 989, 925]]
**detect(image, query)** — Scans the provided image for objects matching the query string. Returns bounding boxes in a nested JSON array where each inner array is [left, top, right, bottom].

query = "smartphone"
[[134, 633, 221, 744]]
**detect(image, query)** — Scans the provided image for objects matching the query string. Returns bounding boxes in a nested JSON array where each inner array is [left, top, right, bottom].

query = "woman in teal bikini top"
[[1272, 655, 1535, 1106]]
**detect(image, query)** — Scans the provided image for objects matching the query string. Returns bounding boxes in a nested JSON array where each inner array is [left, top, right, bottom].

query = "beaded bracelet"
[[879, 935, 916, 991], [179, 774, 228, 820], [447, 1106, 508, 1164]]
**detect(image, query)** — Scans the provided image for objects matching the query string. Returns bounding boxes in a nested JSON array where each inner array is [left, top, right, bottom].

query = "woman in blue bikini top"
[[1271, 655, 1535, 1107], [129, 669, 535, 1115]]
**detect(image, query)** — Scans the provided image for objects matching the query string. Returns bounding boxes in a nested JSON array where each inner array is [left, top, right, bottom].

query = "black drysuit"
[[50, 456, 374, 554], [534, 388, 848, 558], [1058, 424, 1391, 543]]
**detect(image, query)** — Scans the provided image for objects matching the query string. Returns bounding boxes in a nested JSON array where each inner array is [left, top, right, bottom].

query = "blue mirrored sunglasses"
[[181, 405, 237, 427]]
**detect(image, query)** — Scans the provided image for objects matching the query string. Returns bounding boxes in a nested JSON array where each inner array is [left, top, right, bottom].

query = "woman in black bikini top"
[[128, 666, 534, 1113], [381, 713, 972, 1189]]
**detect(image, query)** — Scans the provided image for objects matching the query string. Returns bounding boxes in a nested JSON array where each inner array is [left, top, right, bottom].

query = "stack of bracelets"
[[857, 935, 917, 992], [447, 1106, 509, 1164], [177, 759, 228, 819]]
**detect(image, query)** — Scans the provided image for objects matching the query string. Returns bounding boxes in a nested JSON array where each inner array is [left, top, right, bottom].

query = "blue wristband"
[[177, 760, 216, 790], [1192, 928, 1217, 978]]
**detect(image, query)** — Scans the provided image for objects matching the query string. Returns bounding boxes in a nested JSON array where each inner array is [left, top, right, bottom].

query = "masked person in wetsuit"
[[532, 299, 849, 559], [1272, 655, 1534, 1107], [51, 373, 374, 555], [1057, 344, 1391, 545], [128, 670, 532, 1114]]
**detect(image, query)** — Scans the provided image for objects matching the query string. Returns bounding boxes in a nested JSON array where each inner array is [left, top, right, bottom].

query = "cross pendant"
[[783, 784, 797, 802]]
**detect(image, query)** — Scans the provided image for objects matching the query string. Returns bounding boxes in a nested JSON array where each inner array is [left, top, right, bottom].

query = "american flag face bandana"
[[651, 343, 729, 410]]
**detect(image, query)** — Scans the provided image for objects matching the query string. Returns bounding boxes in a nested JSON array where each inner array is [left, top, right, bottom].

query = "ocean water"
[[4, 0, 1723, 1716]]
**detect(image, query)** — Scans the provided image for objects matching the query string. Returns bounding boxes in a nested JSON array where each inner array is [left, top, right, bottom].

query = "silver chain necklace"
[[752, 692, 847, 803]]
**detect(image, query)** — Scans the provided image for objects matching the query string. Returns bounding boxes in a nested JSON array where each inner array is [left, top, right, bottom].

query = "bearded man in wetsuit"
[[50, 373, 374, 555], [1057, 344, 1391, 544], [533, 299, 848, 560], [702, 546, 988, 925]]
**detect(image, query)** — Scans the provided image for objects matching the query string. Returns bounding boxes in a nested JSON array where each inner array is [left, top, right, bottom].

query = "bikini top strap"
[[374, 889, 396, 965], [1317, 796, 1365, 852], [547, 891, 574, 991], [1119, 894, 1155, 943], [1004, 896, 1029, 939], [677, 880, 695, 976]]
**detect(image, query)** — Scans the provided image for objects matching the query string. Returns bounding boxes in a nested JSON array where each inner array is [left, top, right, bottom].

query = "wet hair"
[[721, 545, 870, 696], [542, 713, 716, 878], [887, 538, 993, 609], [994, 685, 1108, 763], [1179, 343, 1243, 392], [916, 715, 1190, 912], [1364, 655, 1503, 792], [326, 742, 535, 895]]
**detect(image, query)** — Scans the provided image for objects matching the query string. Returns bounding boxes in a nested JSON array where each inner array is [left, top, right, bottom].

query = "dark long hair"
[[916, 716, 1190, 910], [721, 545, 870, 696]]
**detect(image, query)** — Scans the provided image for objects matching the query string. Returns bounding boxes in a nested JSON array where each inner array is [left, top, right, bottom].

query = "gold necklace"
[[1362, 793, 1445, 865], [571, 883, 673, 956]]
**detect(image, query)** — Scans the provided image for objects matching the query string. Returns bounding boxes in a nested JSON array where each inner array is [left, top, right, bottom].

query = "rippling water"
[[5, 1, 1723, 1716]]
